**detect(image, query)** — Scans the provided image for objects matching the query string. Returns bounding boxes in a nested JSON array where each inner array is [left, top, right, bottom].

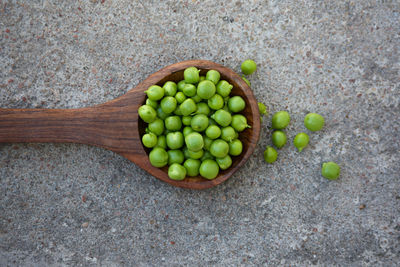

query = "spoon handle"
[[0, 105, 141, 155]]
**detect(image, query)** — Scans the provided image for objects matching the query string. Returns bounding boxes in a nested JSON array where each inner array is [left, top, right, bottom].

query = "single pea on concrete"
[[293, 132, 309, 152], [271, 130, 287, 149], [241, 59, 257, 75], [321, 162, 340, 180], [304, 113, 325, 131], [271, 111, 290, 129], [263, 146, 277, 163]]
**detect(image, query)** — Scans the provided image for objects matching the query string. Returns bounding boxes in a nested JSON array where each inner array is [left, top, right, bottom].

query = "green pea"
[[271, 130, 287, 149], [168, 163, 187, 180], [165, 116, 182, 131], [199, 76, 206, 82], [263, 146, 277, 163], [156, 135, 167, 149], [156, 106, 168, 120], [183, 126, 194, 137], [163, 81, 177, 97], [208, 94, 224, 110], [142, 133, 157, 148], [145, 85, 164, 101], [210, 139, 229, 158], [185, 132, 204, 152], [160, 96, 177, 114], [242, 76, 251, 87], [182, 116, 192, 126], [191, 114, 209, 132], [199, 159, 219, 179], [321, 162, 340, 180], [177, 80, 186, 91], [231, 114, 251, 132], [205, 125, 222, 140], [228, 96, 246, 113], [184, 66, 200, 84], [211, 110, 232, 127], [258, 102, 267, 115], [183, 84, 197, 97], [146, 98, 158, 109], [167, 150, 185, 165], [195, 102, 211, 116], [229, 139, 243, 156], [148, 118, 164, 136], [166, 131, 184, 150], [175, 92, 186, 104], [191, 94, 202, 103], [184, 159, 201, 177], [197, 80, 216, 99], [179, 99, 197, 116], [138, 105, 157, 123], [293, 132, 309, 152], [304, 113, 325, 132], [216, 80, 233, 97], [241, 59, 257, 75], [185, 148, 204, 159], [216, 155, 232, 170], [220, 126, 236, 142], [206, 69, 221, 85], [271, 111, 290, 129], [203, 136, 213, 151], [200, 150, 214, 161], [149, 147, 168, 167]]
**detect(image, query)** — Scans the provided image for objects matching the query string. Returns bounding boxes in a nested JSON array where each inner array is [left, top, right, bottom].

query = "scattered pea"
[[241, 59, 257, 75], [271, 111, 290, 129], [263, 146, 277, 163], [321, 162, 340, 180], [242, 76, 251, 87], [271, 130, 287, 149], [293, 133, 309, 152], [304, 113, 325, 132]]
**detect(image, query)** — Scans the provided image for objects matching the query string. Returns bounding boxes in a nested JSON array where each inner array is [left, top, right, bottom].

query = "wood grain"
[[0, 60, 260, 189]]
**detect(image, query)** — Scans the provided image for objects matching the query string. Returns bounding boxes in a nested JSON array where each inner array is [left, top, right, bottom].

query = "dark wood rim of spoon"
[[0, 60, 260, 189]]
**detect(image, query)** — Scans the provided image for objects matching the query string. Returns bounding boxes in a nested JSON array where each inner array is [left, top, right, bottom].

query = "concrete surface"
[[1, 0, 399, 266]]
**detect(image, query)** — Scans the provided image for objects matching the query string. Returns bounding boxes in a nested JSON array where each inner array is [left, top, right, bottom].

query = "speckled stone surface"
[[1, 0, 399, 266]]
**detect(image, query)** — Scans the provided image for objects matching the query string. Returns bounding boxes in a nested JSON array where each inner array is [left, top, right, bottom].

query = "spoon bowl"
[[0, 60, 260, 189]]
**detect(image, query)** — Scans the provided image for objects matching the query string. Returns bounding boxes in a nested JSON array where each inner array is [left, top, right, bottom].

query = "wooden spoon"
[[0, 60, 260, 189]]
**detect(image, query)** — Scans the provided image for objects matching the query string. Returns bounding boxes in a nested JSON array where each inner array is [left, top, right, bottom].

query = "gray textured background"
[[1, 0, 399, 266]]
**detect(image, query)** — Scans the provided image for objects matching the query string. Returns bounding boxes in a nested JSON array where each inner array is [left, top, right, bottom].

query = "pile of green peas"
[[138, 67, 250, 181]]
